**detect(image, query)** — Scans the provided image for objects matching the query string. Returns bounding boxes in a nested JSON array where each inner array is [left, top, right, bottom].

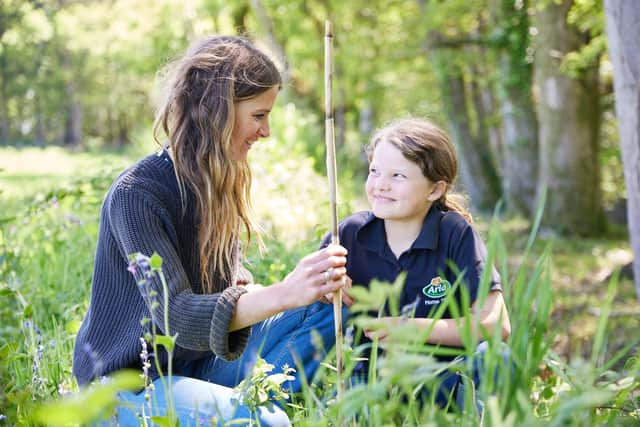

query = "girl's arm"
[[366, 290, 511, 346]]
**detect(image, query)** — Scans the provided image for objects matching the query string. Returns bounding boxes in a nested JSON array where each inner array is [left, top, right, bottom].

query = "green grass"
[[0, 143, 638, 425]]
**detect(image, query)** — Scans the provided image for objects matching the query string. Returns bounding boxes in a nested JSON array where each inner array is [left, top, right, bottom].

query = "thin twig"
[[324, 19, 344, 398]]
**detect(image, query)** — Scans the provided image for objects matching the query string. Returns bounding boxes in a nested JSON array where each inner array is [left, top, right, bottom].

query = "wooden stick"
[[324, 19, 344, 397]]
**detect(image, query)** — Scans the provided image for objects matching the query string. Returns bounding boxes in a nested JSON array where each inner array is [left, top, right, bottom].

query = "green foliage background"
[[0, 0, 638, 425]]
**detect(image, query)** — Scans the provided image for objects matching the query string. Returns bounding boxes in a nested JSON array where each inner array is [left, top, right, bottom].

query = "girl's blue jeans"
[[115, 301, 342, 427]]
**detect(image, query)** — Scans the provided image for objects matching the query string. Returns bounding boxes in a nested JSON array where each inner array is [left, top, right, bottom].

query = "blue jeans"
[[350, 341, 510, 415], [115, 302, 342, 426], [427, 341, 511, 413]]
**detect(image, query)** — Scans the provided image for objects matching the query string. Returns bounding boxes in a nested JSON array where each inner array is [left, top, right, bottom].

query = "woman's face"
[[230, 86, 279, 161]]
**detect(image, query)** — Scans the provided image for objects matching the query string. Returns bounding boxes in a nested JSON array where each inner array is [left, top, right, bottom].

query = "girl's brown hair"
[[153, 36, 281, 293], [366, 117, 472, 223]]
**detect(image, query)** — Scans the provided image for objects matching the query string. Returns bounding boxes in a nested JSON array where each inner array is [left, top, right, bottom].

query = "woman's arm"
[[366, 290, 511, 346], [229, 244, 348, 331]]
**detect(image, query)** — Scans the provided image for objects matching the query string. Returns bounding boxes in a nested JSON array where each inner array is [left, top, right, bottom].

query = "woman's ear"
[[427, 180, 447, 202]]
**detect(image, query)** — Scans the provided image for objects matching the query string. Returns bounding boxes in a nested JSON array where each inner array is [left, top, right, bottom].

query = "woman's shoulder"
[[105, 150, 179, 212], [110, 151, 175, 194]]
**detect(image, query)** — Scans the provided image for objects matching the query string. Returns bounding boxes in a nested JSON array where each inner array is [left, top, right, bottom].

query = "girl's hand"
[[236, 265, 254, 286], [279, 244, 348, 309], [362, 317, 404, 342], [321, 274, 354, 306]]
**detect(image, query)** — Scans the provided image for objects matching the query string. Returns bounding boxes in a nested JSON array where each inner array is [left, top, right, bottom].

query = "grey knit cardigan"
[[73, 150, 250, 386]]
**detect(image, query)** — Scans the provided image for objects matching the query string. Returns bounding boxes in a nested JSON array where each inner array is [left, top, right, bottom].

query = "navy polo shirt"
[[322, 206, 501, 319]]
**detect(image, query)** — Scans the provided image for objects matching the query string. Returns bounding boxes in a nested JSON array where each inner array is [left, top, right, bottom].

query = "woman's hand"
[[278, 244, 348, 309]]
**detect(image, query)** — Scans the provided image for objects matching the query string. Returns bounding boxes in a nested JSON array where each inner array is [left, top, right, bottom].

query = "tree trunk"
[[496, 0, 539, 216], [0, 52, 8, 143], [469, 62, 502, 165], [34, 97, 45, 146], [604, 0, 640, 299], [62, 49, 82, 147], [249, 0, 290, 86], [435, 57, 501, 211], [231, 3, 249, 35], [533, 0, 605, 235]]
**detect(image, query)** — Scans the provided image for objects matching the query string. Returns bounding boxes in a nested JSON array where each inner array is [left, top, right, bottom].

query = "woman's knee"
[[115, 376, 291, 426]]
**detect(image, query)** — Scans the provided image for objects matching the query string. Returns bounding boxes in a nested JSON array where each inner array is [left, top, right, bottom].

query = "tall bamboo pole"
[[324, 19, 344, 397]]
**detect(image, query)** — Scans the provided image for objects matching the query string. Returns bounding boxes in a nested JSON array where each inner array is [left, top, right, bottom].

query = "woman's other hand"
[[279, 244, 348, 309]]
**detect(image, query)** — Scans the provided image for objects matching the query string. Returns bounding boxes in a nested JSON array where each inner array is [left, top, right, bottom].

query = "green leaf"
[[540, 385, 554, 399], [150, 416, 173, 427], [23, 303, 33, 318], [0, 285, 14, 297], [155, 334, 176, 352], [34, 370, 143, 426], [65, 319, 82, 334], [150, 252, 163, 269]]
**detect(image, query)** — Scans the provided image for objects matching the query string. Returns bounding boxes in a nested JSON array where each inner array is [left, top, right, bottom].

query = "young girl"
[[73, 36, 348, 426], [324, 117, 511, 407]]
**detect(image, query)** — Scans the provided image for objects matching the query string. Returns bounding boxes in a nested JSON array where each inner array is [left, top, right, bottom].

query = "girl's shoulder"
[[439, 209, 470, 228], [339, 211, 374, 230], [437, 209, 476, 243]]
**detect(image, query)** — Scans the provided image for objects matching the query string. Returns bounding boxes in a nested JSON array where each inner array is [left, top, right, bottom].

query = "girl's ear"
[[427, 180, 447, 202]]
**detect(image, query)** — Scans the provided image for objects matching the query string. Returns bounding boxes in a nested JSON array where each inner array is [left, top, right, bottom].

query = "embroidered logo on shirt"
[[422, 276, 451, 299]]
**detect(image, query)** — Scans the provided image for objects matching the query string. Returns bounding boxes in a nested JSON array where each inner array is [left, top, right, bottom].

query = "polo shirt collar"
[[355, 207, 442, 253], [412, 206, 442, 250]]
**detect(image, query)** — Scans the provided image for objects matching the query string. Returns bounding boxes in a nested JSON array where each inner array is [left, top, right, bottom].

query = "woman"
[[73, 36, 347, 426]]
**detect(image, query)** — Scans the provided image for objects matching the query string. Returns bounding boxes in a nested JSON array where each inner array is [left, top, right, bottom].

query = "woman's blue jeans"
[[115, 301, 342, 426]]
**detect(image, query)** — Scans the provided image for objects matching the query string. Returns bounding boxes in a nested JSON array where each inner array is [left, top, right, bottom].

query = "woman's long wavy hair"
[[153, 36, 281, 294], [366, 117, 473, 223]]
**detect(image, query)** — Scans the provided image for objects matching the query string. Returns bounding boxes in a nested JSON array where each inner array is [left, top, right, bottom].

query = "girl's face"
[[366, 141, 442, 226], [230, 86, 279, 161]]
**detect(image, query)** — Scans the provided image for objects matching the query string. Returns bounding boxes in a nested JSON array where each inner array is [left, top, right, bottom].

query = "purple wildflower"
[[139, 338, 151, 380], [127, 261, 137, 275], [135, 254, 151, 273], [83, 343, 103, 379], [139, 337, 153, 407]]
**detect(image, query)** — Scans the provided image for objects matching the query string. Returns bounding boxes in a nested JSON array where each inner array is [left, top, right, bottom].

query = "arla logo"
[[422, 277, 451, 299]]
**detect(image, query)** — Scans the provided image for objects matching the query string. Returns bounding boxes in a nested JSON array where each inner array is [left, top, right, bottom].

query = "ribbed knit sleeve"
[[210, 286, 250, 360], [106, 176, 250, 355]]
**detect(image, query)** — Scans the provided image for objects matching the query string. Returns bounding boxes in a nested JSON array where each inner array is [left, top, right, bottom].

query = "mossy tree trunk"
[[435, 56, 502, 211], [496, 0, 539, 217], [533, 0, 605, 235]]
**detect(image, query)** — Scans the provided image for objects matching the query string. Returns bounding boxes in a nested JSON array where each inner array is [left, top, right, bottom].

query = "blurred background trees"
[[0, 0, 631, 240]]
